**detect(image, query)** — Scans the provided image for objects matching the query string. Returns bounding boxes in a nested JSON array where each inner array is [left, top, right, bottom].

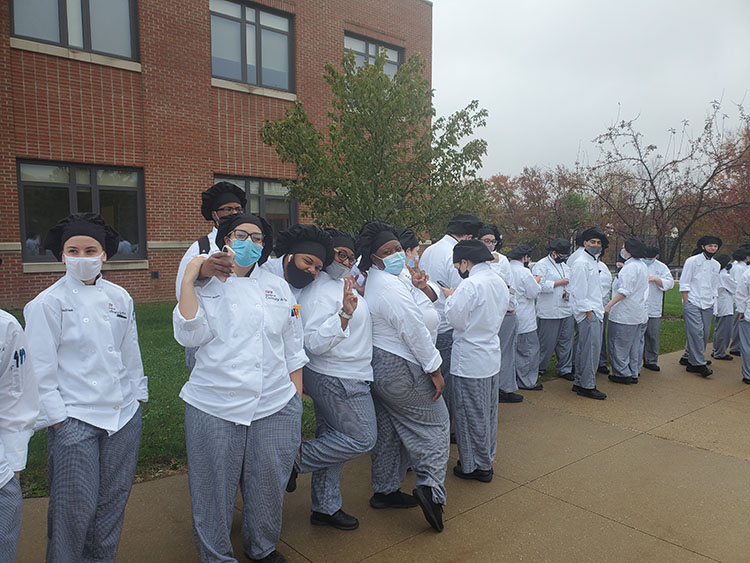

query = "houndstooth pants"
[[449, 374, 498, 473], [0, 476, 22, 563]]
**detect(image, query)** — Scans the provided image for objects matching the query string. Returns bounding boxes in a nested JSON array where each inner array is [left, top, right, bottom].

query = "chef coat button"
[[255, 363, 260, 368], [233, 333, 239, 338], [104, 315, 110, 321], [251, 279, 257, 283], [83, 317, 89, 323], [231, 363, 237, 369], [255, 332, 260, 338], [255, 393, 259, 398], [97, 287, 102, 291], [255, 304, 261, 309], [92, 381, 97, 385], [108, 346, 114, 352], [114, 405, 119, 410], [231, 304, 237, 309], [73, 289, 79, 294], [229, 391, 236, 397]]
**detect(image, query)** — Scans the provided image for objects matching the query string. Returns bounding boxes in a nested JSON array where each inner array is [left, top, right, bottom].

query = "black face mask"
[[523, 261, 530, 269], [286, 257, 316, 289], [703, 250, 716, 259], [554, 255, 568, 264], [458, 266, 470, 279]]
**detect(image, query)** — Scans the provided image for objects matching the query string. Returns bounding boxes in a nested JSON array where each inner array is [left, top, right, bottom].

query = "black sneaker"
[[369, 490, 418, 509], [679, 357, 689, 366], [246, 550, 287, 563], [571, 384, 582, 393], [285, 465, 298, 493], [453, 462, 493, 482], [412, 486, 444, 532], [310, 509, 359, 531], [643, 363, 660, 371], [608, 375, 631, 385], [597, 365, 610, 375], [558, 372, 575, 381], [686, 364, 712, 377], [498, 391, 524, 403], [630, 377, 639, 384], [519, 382, 543, 390], [742, 378, 750, 384], [714, 355, 734, 361], [576, 387, 607, 400], [731, 350, 741, 357]]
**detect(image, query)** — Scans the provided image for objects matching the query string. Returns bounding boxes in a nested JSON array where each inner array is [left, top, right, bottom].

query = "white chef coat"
[[715, 269, 737, 317], [173, 266, 307, 425], [419, 234, 464, 334], [0, 311, 39, 489], [567, 247, 586, 268], [365, 267, 442, 373], [490, 252, 516, 312], [679, 253, 720, 309], [509, 260, 541, 334], [735, 268, 750, 317], [399, 269, 440, 344], [262, 255, 308, 299], [732, 261, 748, 307], [569, 250, 605, 322], [175, 227, 219, 299], [444, 263, 509, 378], [297, 271, 373, 381], [645, 260, 674, 318], [24, 275, 148, 435], [599, 262, 613, 308], [609, 258, 649, 325], [532, 256, 572, 319]]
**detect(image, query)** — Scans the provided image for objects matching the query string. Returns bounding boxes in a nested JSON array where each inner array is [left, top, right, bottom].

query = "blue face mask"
[[642, 259, 655, 267], [232, 240, 263, 267], [407, 258, 416, 268], [381, 251, 406, 275]]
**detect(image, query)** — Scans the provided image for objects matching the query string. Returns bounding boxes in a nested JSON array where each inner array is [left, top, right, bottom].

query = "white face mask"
[[64, 253, 104, 282], [325, 260, 351, 281]]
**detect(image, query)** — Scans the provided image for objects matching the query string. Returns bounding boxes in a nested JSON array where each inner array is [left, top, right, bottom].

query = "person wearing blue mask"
[[357, 221, 448, 533], [397, 228, 440, 344], [642, 246, 674, 371], [287, 229, 376, 532], [174, 214, 307, 563]]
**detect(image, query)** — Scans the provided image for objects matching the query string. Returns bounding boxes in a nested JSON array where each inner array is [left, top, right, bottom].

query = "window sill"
[[211, 78, 297, 102], [0, 242, 22, 252], [23, 260, 149, 274], [147, 241, 193, 251], [10, 37, 142, 73]]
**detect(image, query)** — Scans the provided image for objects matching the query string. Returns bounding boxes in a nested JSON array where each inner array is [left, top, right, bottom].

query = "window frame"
[[209, 0, 295, 92], [17, 159, 147, 262], [9, 0, 140, 61], [214, 174, 298, 235], [344, 31, 404, 76]]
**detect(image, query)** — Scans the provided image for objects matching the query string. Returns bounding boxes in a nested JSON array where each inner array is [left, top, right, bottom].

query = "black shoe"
[[597, 365, 610, 375], [519, 382, 543, 390], [285, 465, 298, 493], [608, 375, 631, 385], [706, 359, 712, 365], [246, 550, 287, 563], [310, 509, 359, 531], [369, 490, 418, 509], [714, 355, 734, 361], [679, 357, 689, 366], [453, 463, 493, 482], [643, 363, 660, 372], [731, 350, 741, 357], [742, 378, 750, 384], [571, 384, 582, 393], [686, 364, 712, 377], [630, 377, 639, 384], [576, 387, 607, 400], [412, 486, 444, 532], [499, 391, 524, 403], [558, 372, 575, 381]]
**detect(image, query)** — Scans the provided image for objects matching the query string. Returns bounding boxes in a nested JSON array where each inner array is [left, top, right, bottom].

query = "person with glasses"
[[175, 181, 247, 370], [533, 238, 575, 381], [397, 228, 440, 344], [286, 229, 376, 532], [263, 224, 334, 297], [357, 221, 448, 533], [174, 214, 306, 563]]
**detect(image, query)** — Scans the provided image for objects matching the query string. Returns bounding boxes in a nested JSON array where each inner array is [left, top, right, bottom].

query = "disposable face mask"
[[231, 240, 263, 267], [458, 266, 470, 279], [642, 259, 655, 267], [703, 250, 716, 259], [287, 256, 316, 289], [326, 260, 351, 281], [554, 256, 568, 264], [64, 253, 104, 282], [381, 251, 406, 275], [586, 245, 602, 257]]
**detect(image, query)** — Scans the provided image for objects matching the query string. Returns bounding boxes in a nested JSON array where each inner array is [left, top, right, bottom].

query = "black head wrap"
[[397, 228, 419, 251], [355, 221, 399, 272], [215, 214, 274, 265], [546, 238, 570, 255], [644, 245, 660, 259], [325, 228, 356, 254], [446, 214, 483, 237], [624, 237, 647, 259], [477, 224, 502, 251], [715, 254, 731, 270], [696, 235, 722, 249], [581, 227, 609, 248], [274, 224, 334, 267], [201, 182, 248, 221], [506, 244, 533, 261], [44, 213, 120, 261], [732, 247, 750, 261], [453, 239, 493, 264]]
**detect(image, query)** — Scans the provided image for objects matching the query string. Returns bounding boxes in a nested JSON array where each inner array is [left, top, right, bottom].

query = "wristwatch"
[[338, 308, 353, 320]]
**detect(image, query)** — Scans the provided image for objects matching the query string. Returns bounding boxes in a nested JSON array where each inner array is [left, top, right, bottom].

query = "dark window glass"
[[13, 0, 60, 43], [344, 33, 404, 77], [214, 176, 296, 238], [100, 189, 140, 256], [211, 15, 242, 80], [23, 186, 70, 257], [89, 0, 132, 58]]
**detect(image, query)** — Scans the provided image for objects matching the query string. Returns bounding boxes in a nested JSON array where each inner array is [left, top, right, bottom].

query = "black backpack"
[[197, 235, 211, 255]]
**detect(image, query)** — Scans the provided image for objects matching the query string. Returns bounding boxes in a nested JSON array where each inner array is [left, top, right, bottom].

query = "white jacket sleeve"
[[679, 258, 695, 294], [121, 297, 148, 402], [301, 289, 348, 356], [386, 285, 442, 373], [657, 264, 675, 292], [570, 261, 593, 315], [445, 283, 476, 332], [172, 304, 214, 348], [532, 261, 555, 293]]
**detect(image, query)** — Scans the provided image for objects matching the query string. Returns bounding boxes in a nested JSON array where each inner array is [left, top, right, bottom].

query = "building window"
[[214, 176, 297, 237], [10, 0, 138, 60], [209, 0, 294, 91], [344, 33, 403, 78], [17, 161, 146, 262]]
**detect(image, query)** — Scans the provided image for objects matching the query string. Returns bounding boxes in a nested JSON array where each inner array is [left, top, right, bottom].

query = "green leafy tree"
[[261, 51, 488, 237]]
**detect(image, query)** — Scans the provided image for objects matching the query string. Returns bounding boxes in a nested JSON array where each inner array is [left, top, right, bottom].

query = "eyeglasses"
[[216, 205, 244, 214], [231, 229, 264, 244], [334, 249, 356, 266], [480, 238, 497, 245]]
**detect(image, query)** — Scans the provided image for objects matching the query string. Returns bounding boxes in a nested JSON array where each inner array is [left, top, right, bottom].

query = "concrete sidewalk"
[[17, 349, 750, 562]]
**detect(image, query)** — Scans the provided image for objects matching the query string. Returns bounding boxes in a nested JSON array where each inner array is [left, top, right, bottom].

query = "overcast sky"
[[431, 0, 750, 177]]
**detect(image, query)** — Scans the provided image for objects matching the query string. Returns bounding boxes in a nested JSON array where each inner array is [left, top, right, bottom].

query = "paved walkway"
[[17, 350, 750, 562]]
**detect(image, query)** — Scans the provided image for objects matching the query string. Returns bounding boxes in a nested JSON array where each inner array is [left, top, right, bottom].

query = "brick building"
[[0, 0, 432, 309]]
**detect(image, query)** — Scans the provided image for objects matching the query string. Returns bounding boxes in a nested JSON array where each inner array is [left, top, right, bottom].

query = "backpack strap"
[[197, 235, 211, 255]]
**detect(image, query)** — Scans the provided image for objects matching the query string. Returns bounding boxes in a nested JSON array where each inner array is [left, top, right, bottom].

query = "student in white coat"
[[597, 245, 614, 374], [357, 221, 448, 533], [24, 213, 148, 562], [678, 235, 721, 377], [289, 229, 376, 532], [0, 261, 39, 562], [604, 238, 649, 384], [641, 246, 675, 371], [711, 254, 737, 361], [398, 228, 440, 344], [533, 238, 574, 380], [734, 263, 750, 383], [729, 247, 750, 356], [174, 214, 306, 563], [443, 240, 509, 482]]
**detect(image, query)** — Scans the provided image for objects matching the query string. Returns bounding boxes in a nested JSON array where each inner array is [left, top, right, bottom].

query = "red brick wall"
[[0, 0, 432, 309]]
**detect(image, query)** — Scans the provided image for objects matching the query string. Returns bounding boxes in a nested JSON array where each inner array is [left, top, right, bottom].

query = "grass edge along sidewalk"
[[15, 287, 691, 497]]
